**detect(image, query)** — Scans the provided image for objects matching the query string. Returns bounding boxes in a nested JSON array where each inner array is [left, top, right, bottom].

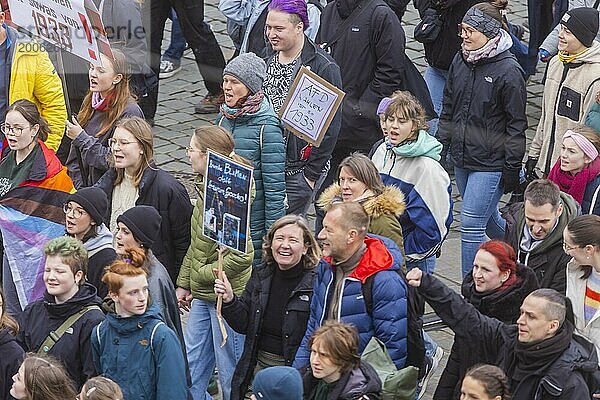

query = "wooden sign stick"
[[216, 245, 228, 347]]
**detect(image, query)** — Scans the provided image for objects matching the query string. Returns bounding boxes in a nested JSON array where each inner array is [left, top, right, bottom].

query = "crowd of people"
[[3, 0, 600, 398]]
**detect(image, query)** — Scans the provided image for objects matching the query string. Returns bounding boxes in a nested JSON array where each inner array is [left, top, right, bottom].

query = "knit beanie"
[[67, 187, 107, 225], [463, 6, 502, 39], [116, 206, 162, 249], [223, 53, 266, 94], [252, 367, 303, 400], [561, 7, 600, 48]]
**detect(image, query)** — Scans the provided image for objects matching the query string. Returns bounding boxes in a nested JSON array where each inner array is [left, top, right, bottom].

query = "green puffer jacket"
[[177, 178, 254, 301]]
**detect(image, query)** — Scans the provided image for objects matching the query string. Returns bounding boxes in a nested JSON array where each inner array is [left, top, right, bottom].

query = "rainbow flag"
[[0, 141, 74, 309]]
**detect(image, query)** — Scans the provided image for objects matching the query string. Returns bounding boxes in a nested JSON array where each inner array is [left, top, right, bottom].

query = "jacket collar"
[[0, 139, 60, 183]]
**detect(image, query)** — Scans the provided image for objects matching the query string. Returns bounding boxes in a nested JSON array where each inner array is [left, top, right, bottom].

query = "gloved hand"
[[524, 157, 539, 182], [539, 48, 551, 62], [501, 167, 520, 194]]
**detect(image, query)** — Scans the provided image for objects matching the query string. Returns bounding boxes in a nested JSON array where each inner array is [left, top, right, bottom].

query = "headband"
[[563, 130, 599, 160], [463, 7, 502, 39]]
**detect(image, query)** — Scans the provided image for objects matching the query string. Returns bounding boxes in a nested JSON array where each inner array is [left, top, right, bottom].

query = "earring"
[[140, 151, 144, 155]]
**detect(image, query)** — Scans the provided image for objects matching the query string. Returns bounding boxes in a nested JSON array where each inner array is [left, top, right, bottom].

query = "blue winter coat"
[[217, 98, 286, 265], [91, 305, 188, 400], [293, 235, 408, 370]]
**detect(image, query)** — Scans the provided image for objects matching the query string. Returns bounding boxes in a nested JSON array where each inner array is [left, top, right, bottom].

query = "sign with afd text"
[[279, 66, 345, 147], [8, 0, 112, 64], [203, 150, 253, 253]]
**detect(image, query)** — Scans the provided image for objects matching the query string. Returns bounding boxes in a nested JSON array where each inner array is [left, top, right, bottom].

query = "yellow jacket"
[[8, 28, 67, 151]]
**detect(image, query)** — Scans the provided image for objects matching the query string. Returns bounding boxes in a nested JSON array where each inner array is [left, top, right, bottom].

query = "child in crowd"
[[79, 376, 124, 400], [460, 364, 511, 400]]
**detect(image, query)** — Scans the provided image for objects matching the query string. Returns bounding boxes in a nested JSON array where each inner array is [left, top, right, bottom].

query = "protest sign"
[[203, 150, 253, 254], [279, 66, 345, 147], [8, 0, 112, 64]]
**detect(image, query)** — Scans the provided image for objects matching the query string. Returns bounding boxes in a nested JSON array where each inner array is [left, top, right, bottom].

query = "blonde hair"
[[192, 125, 253, 168], [262, 215, 321, 268], [111, 117, 154, 187]]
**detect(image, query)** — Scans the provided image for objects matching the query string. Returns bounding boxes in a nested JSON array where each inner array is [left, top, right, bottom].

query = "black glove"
[[501, 167, 521, 194], [524, 157, 539, 182]]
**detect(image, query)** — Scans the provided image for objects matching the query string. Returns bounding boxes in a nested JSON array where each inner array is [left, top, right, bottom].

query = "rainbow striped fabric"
[[584, 270, 600, 325]]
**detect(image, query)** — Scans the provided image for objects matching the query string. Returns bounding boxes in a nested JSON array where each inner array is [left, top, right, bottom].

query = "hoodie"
[[81, 224, 116, 299], [0, 328, 24, 400], [303, 360, 383, 400], [16, 283, 105, 388]]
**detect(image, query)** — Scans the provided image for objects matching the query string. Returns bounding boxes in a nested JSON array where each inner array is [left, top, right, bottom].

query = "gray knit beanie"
[[223, 53, 266, 94]]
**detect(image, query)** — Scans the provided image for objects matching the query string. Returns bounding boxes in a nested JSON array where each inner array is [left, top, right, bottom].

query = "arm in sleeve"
[[219, 0, 254, 24], [221, 269, 260, 334], [79, 314, 104, 383], [501, 71, 527, 171], [292, 268, 322, 369], [436, 59, 456, 149], [168, 184, 194, 272], [260, 124, 286, 229], [90, 323, 102, 373], [72, 129, 112, 170], [154, 327, 189, 400], [65, 144, 84, 189], [305, 6, 321, 42], [190, 241, 253, 289]]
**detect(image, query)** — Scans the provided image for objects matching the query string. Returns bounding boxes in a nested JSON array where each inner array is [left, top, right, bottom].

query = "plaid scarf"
[[219, 90, 265, 119]]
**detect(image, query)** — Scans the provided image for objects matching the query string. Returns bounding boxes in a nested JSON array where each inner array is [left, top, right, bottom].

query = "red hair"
[[478, 240, 517, 274]]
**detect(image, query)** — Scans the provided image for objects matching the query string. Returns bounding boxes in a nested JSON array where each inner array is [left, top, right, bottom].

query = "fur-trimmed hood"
[[317, 183, 406, 218]]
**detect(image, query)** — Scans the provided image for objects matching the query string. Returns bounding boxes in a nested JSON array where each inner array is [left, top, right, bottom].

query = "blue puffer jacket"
[[91, 305, 188, 400], [293, 235, 408, 370], [217, 98, 286, 265]]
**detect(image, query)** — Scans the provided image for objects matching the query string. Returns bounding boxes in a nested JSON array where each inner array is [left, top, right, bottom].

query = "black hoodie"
[[0, 328, 24, 400], [16, 283, 105, 388]]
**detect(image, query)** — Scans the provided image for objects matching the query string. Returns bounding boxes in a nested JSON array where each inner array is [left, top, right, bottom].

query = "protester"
[[16, 237, 104, 388], [10, 354, 77, 400], [64, 187, 117, 299], [565, 214, 600, 351], [95, 116, 193, 282], [65, 50, 144, 189], [215, 214, 320, 400], [78, 376, 124, 400], [503, 179, 579, 293], [302, 321, 382, 400], [371, 91, 453, 273], [262, 0, 341, 216], [460, 364, 511, 400], [115, 208, 183, 343], [0, 288, 23, 400], [159, 10, 187, 79], [437, 0, 527, 277], [293, 202, 409, 371], [527, 7, 600, 177], [0, 11, 67, 151], [548, 127, 600, 214], [251, 366, 303, 400], [317, 153, 406, 251], [434, 240, 539, 399], [176, 125, 253, 400], [217, 53, 286, 265], [0, 100, 74, 314], [91, 257, 188, 400], [406, 268, 600, 399]]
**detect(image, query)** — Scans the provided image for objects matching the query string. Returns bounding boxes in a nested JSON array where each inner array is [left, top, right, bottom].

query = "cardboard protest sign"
[[203, 151, 253, 254], [279, 66, 345, 147], [8, 0, 112, 64]]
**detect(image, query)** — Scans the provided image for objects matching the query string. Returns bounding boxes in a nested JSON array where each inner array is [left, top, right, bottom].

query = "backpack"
[[362, 269, 426, 379]]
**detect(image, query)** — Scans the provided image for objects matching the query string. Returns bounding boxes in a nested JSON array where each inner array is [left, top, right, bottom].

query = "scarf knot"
[[219, 91, 265, 119], [91, 91, 115, 111], [548, 157, 600, 204]]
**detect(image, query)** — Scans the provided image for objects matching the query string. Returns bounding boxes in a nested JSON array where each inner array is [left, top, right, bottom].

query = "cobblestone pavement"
[[155, 1, 542, 398]]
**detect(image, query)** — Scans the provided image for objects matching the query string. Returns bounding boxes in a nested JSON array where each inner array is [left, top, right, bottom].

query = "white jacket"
[[566, 259, 600, 356]]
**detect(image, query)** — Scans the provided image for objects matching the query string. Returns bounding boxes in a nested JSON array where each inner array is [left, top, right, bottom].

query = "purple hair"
[[268, 0, 310, 31]]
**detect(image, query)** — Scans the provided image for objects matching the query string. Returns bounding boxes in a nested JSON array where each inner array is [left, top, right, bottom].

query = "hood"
[[105, 304, 164, 335], [43, 283, 102, 318], [569, 41, 600, 64], [389, 130, 443, 161], [220, 97, 282, 127], [349, 236, 401, 283], [317, 184, 406, 218], [84, 224, 114, 253], [0, 328, 17, 346], [339, 361, 382, 399]]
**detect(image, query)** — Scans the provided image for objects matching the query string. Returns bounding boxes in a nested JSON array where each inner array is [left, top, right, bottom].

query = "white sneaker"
[[417, 346, 444, 399], [159, 59, 181, 79]]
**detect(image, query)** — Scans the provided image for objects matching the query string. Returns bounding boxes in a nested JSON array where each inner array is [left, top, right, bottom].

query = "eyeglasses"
[[186, 146, 206, 154], [563, 242, 581, 253], [457, 24, 476, 38], [108, 138, 136, 148], [1, 124, 31, 136], [63, 203, 87, 218]]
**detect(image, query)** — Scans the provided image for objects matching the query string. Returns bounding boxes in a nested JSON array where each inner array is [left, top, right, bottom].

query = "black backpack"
[[362, 269, 426, 378]]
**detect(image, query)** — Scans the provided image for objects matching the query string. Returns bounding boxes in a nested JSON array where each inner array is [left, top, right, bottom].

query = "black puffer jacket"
[[318, 0, 406, 151], [437, 48, 527, 172], [16, 283, 105, 388], [95, 166, 193, 282], [222, 263, 315, 400], [0, 328, 24, 400], [434, 264, 539, 400], [303, 360, 382, 399]]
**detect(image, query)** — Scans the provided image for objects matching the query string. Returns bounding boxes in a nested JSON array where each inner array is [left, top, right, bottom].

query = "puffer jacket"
[[437, 31, 527, 172], [434, 263, 539, 400], [217, 98, 286, 265], [222, 263, 315, 400], [372, 131, 453, 262], [567, 260, 600, 354], [303, 360, 383, 399], [293, 235, 408, 370], [529, 42, 600, 174], [16, 283, 105, 388], [317, 184, 406, 252], [583, 175, 600, 215], [0, 328, 24, 400], [177, 178, 253, 302], [91, 305, 188, 400], [81, 224, 117, 299], [502, 191, 580, 293]]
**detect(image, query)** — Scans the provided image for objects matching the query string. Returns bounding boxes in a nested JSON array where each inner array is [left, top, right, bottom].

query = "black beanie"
[[67, 187, 107, 225], [561, 7, 600, 48], [117, 206, 162, 249]]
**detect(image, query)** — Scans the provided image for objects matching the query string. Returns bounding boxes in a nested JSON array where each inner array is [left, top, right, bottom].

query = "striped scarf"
[[219, 90, 265, 119]]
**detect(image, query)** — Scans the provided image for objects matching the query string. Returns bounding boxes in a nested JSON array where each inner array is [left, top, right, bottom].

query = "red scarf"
[[548, 157, 600, 204], [91, 91, 116, 111], [219, 90, 265, 119]]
